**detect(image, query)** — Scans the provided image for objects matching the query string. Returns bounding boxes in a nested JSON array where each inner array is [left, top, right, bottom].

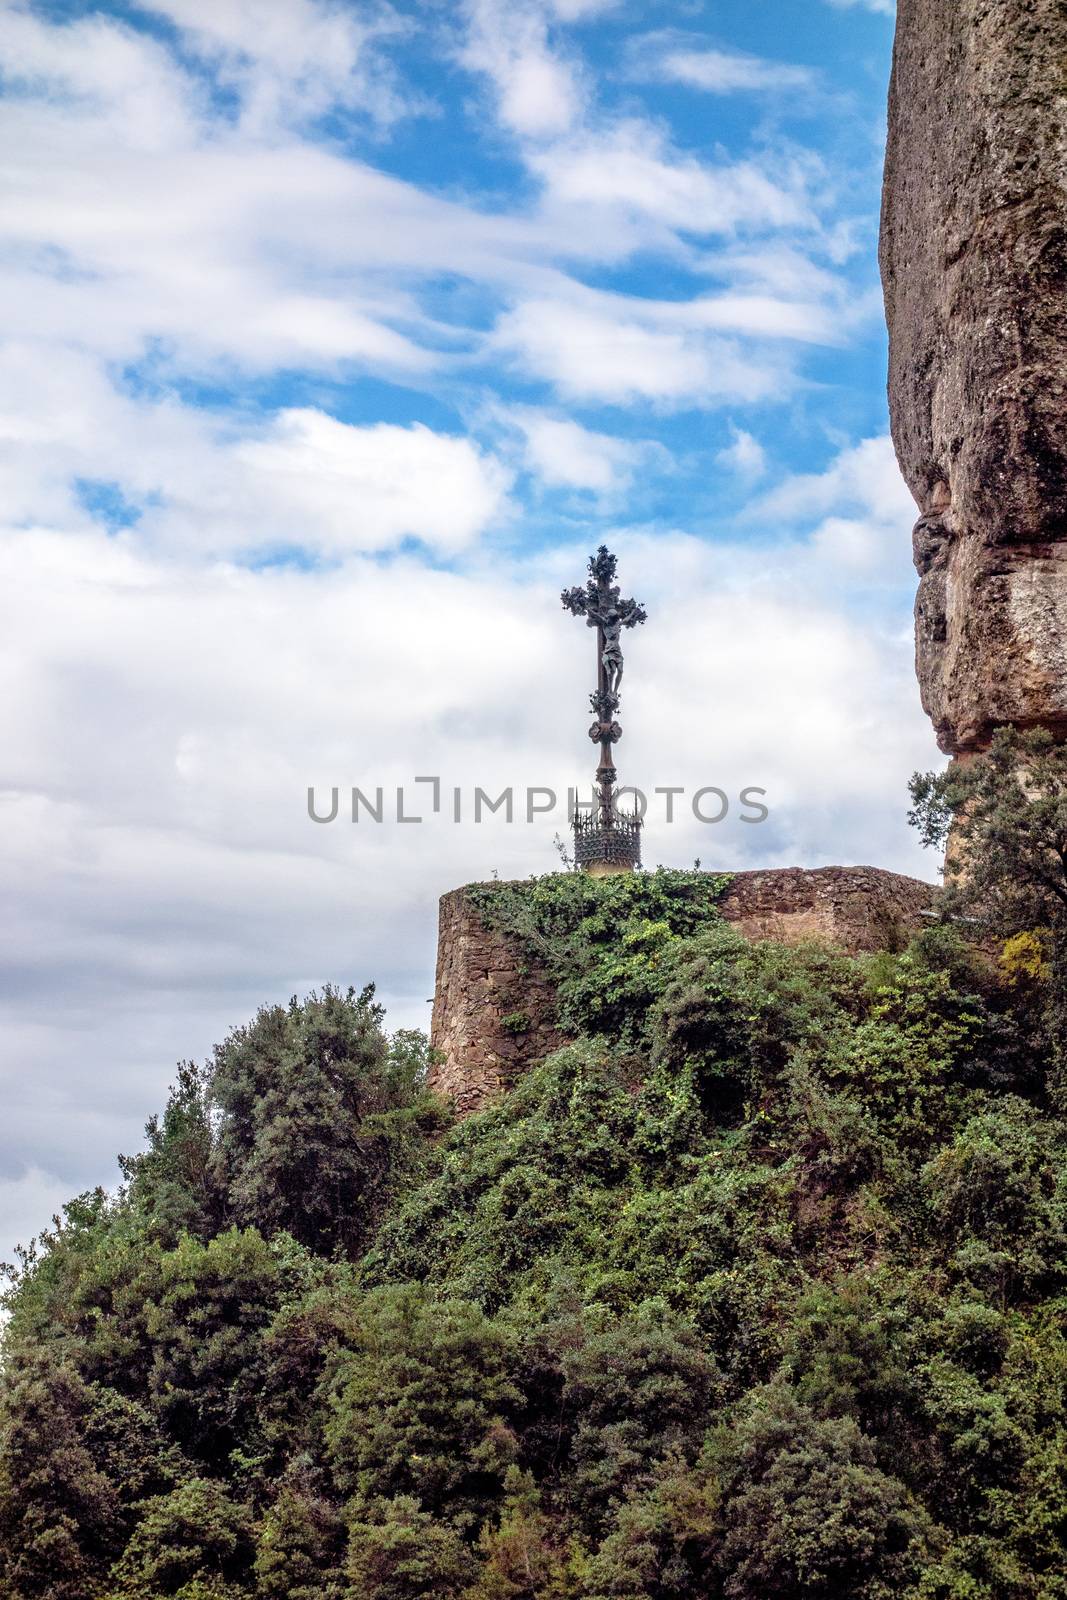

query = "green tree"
[[560, 1302, 719, 1532], [0, 1348, 185, 1599], [911, 731, 1067, 1108], [0, 1353, 120, 1600], [584, 1450, 720, 1600], [106, 1478, 255, 1597], [464, 1468, 588, 1600], [253, 1477, 346, 1600], [3, 888, 1065, 1600], [325, 1285, 519, 1530], [909, 728, 1067, 931], [142, 1228, 282, 1466], [468, 869, 732, 1044], [208, 987, 434, 1257], [1, 1187, 123, 1354], [818, 955, 986, 1150], [922, 1099, 1066, 1302], [345, 1497, 476, 1600], [120, 1061, 221, 1243], [715, 1385, 925, 1599], [650, 929, 864, 1114]]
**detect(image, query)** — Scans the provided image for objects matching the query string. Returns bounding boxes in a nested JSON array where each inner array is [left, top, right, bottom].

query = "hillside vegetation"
[[2, 813, 1066, 1598]]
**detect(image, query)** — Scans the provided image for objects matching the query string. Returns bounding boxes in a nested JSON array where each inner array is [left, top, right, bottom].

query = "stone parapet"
[[719, 864, 934, 952]]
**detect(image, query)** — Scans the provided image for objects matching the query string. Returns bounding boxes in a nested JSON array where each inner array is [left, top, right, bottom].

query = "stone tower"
[[880, 0, 1067, 756]]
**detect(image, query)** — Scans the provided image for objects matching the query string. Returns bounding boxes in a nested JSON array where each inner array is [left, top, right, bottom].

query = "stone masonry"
[[430, 866, 936, 1117], [880, 0, 1067, 754], [429, 885, 570, 1119]]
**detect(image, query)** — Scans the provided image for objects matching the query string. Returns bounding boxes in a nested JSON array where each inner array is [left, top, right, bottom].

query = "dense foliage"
[[2, 874, 1065, 1599], [466, 867, 734, 1043], [908, 729, 1067, 925], [911, 725, 1067, 1110]]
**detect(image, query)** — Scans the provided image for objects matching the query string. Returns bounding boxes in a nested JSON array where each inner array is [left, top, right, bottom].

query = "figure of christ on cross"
[[561, 546, 647, 829]]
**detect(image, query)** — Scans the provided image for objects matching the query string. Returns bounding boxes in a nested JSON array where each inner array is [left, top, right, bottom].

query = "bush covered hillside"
[[2, 856, 1066, 1599]]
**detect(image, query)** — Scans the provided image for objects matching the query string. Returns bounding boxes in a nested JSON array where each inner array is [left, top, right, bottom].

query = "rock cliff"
[[880, 0, 1067, 753]]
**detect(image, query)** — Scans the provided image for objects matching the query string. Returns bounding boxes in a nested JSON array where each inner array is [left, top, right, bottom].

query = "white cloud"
[[755, 435, 917, 580], [717, 426, 767, 480], [0, 1, 418, 146], [708, 245, 850, 301], [211, 410, 513, 557], [0, 4, 197, 150], [547, 0, 618, 19], [758, 435, 915, 523], [652, 46, 815, 95], [507, 409, 646, 493], [0, 0, 856, 439], [0, 23, 835, 405], [0, 97, 434, 373], [0, 347, 511, 558], [0, 1167, 74, 1268], [141, 0, 415, 132], [824, 0, 894, 14], [494, 289, 800, 406], [461, 0, 584, 138], [531, 120, 813, 233], [457, 0, 825, 304], [0, 8, 612, 384], [681, 292, 837, 343], [497, 298, 715, 404]]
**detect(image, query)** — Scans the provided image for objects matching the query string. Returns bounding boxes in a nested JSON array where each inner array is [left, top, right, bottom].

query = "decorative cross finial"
[[562, 546, 647, 871]]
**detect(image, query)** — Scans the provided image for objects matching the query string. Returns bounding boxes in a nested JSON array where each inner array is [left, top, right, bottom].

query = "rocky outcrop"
[[430, 867, 935, 1117], [880, 0, 1067, 754]]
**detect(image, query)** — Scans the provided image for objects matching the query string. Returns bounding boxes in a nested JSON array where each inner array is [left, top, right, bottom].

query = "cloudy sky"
[[0, 0, 936, 1263]]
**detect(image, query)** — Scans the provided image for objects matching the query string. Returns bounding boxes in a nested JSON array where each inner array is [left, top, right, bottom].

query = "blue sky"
[[0, 0, 934, 1261]]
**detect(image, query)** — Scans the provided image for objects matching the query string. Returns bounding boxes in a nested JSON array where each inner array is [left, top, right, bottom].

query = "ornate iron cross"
[[562, 545, 647, 832]]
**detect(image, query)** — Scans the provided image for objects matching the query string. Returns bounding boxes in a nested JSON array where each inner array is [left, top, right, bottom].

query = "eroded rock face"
[[880, 0, 1067, 753]]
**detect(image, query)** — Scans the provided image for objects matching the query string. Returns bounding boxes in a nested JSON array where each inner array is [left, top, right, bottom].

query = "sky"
[[0, 0, 937, 1265]]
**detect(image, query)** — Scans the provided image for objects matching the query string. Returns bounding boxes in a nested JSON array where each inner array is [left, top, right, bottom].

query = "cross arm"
[[618, 597, 648, 629]]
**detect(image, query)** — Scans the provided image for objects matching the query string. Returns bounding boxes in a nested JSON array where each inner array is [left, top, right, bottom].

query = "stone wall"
[[880, 0, 1067, 754], [429, 866, 935, 1117], [720, 865, 934, 951], [429, 885, 569, 1119]]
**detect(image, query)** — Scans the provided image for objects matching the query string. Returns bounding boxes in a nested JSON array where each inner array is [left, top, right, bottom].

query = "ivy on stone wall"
[[467, 868, 733, 1043]]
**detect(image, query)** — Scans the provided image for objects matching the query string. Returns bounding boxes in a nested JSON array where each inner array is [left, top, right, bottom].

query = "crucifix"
[[562, 546, 647, 869]]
